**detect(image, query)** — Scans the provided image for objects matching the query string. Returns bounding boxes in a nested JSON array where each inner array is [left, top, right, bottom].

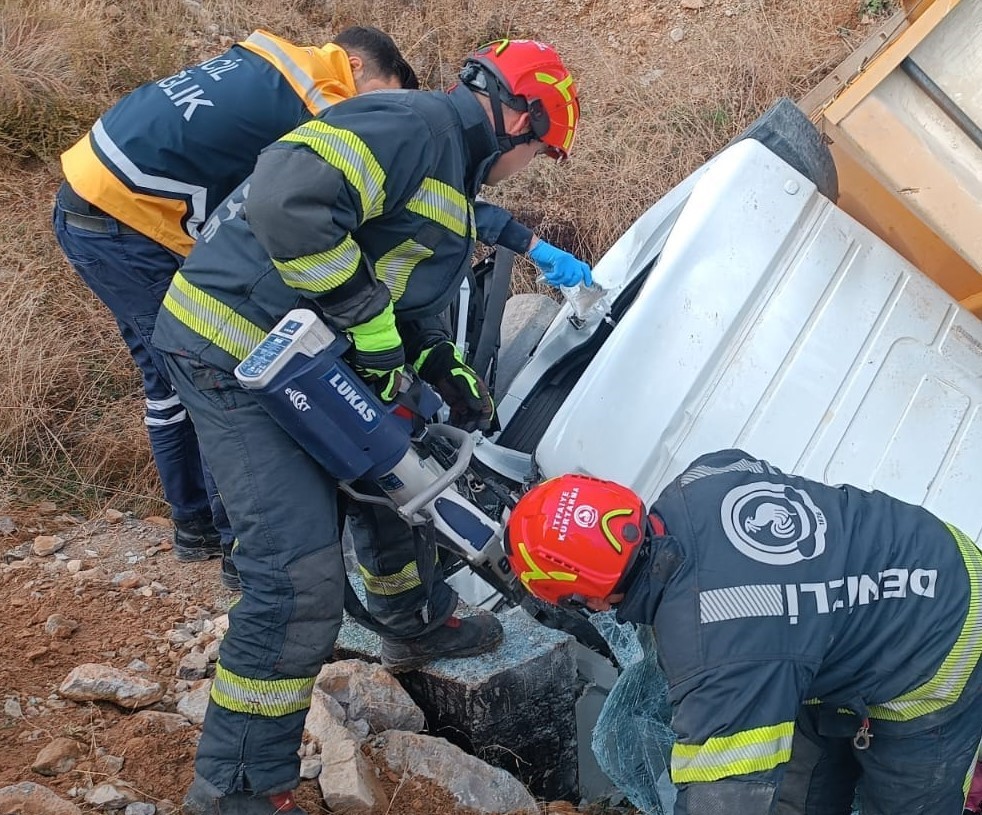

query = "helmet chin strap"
[[481, 68, 536, 153]]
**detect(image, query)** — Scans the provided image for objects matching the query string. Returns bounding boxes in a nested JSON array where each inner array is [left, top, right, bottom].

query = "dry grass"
[[0, 0, 877, 514]]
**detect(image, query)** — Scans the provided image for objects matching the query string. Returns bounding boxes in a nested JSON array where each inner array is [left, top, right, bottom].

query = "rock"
[[203, 640, 221, 662], [112, 571, 146, 589], [143, 516, 172, 529], [177, 651, 208, 681], [156, 801, 177, 815], [84, 783, 138, 809], [380, 730, 538, 814], [31, 737, 84, 776], [0, 517, 16, 536], [125, 804, 156, 815], [45, 614, 79, 640], [299, 756, 321, 780], [127, 660, 150, 673], [66, 560, 83, 574], [304, 688, 384, 810], [680, 0, 705, 7], [211, 614, 229, 639], [37, 501, 58, 515], [4, 697, 22, 718], [669, 26, 685, 42], [130, 711, 190, 734], [32, 536, 66, 557], [96, 754, 124, 774], [0, 781, 83, 814], [176, 680, 211, 725], [315, 660, 425, 734], [105, 509, 125, 523], [58, 664, 165, 709]]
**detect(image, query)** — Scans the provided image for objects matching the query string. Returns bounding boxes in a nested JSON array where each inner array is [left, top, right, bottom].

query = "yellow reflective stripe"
[[359, 561, 422, 596], [671, 721, 794, 784], [273, 235, 361, 293], [406, 178, 471, 237], [279, 121, 385, 221], [210, 662, 315, 717], [534, 72, 577, 151], [376, 239, 434, 302], [516, 540, 577, 590], [162, 272, 267, 361], [871, 524, 982, 720], [600, 508, 632, 554]]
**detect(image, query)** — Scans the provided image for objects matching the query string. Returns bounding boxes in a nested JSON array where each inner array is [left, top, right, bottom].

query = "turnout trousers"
[[775, 675, 982, 815], [161, 352, 455, 794], [52, 184, 223, 528]]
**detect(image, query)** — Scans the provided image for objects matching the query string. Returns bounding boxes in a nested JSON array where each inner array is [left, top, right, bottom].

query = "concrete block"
[[336, 605, 578, 800]]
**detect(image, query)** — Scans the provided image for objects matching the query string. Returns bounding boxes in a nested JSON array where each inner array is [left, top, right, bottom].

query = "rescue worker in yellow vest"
[[53, 28, 418, 589], [152, 39, 585, 814], [505, 449, 982, 815]]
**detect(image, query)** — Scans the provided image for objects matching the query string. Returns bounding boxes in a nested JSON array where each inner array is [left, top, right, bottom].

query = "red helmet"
[[460, 39, 580, 162], [504, 474, 646, 607]]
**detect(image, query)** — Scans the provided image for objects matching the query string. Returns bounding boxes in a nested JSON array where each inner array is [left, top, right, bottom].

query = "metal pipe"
[[900, 57, 982, 151]]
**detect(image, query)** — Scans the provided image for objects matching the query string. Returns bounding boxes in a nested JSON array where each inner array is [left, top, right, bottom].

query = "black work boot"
[[173, 516, 222, 562], [183, 774, 305, 814], [380, 610, 504, 673], [220, 541, 241, 592]]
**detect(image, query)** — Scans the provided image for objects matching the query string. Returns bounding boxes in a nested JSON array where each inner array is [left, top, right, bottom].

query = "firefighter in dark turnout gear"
[[506, 450, 982, 815], [53, 28, 418, 585], [152, 40, 584, 814]]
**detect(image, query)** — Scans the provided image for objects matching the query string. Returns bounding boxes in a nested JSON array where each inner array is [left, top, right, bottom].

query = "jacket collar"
[[615, 514, 683, 626], [447, 85, 500, 195]]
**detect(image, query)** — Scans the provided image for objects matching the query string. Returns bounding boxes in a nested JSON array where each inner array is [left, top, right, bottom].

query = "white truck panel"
[[533, 139, 982, 541]]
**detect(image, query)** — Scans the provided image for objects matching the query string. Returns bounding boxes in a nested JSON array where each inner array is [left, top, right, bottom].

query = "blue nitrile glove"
[[528, 240, 593, 288]]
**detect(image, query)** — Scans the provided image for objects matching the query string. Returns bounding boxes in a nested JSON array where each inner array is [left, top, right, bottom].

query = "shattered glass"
[[590, 619, 677, 814]]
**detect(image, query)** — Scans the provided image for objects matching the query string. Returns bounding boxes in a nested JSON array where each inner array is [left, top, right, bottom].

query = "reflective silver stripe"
[[144, 411, 188, 427], [680, 458, 765, 487], [358, 562, 422, 596], [210, 663, 315, 717], [274, 237, 362, 293], [91, 120, 208, 239], [163, 272, 266, 361], [377, 240, 433, 302], [700, 584, 784, 624], [406, 178, 470, 237], [145, 393, 182, 411], [671, 723, 794, 784], [244, 31, 332, 114], [280, 122, 385, 221]]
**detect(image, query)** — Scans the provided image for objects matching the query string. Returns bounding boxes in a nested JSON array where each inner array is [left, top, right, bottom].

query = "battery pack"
[[234, 309, 439, 480]]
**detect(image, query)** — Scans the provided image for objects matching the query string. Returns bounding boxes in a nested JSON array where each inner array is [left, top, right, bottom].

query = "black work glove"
[[416, 341, 498, 434]]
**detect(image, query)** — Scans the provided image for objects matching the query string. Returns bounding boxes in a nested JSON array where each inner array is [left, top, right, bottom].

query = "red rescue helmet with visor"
[[460, 39, 580, 163], [504, 474, 646, 608]]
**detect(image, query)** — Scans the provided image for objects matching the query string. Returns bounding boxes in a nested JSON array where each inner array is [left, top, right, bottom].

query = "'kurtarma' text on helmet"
[[504, 474, 645, 607], [460, 39, 580, 162]]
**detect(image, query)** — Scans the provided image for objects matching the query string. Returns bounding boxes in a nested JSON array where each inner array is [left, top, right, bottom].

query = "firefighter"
[[152, 39, 585, 814], [53, 27, 418, 587], [506, 449, 982, 815]]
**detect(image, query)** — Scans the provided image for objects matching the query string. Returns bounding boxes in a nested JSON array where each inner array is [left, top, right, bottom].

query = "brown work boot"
[[380, 610, 504, 673]]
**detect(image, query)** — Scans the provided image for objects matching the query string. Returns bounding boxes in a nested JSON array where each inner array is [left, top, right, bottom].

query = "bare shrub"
[[0, 0, 863, 511]]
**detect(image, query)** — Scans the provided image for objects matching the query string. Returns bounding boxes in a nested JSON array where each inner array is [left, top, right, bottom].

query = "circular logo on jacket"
[[720, 481, 827, 565], [573, 505, 599, 528]]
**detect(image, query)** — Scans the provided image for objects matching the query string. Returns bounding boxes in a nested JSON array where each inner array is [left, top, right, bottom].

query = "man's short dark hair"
[[333, 26, 419, 90]]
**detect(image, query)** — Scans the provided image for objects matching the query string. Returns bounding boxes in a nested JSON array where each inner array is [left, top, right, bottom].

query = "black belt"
[[57, 181, 141, 235]]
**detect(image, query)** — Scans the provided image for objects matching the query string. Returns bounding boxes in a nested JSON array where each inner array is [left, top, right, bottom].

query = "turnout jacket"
[[60, 30, 358, 256], [616, 449, 982, 813], [153, 85, 533, 370]]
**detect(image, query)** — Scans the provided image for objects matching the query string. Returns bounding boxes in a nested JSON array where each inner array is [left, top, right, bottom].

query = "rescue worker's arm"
[[244, 104, 433, 391], [668, 659, 816, 815]]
